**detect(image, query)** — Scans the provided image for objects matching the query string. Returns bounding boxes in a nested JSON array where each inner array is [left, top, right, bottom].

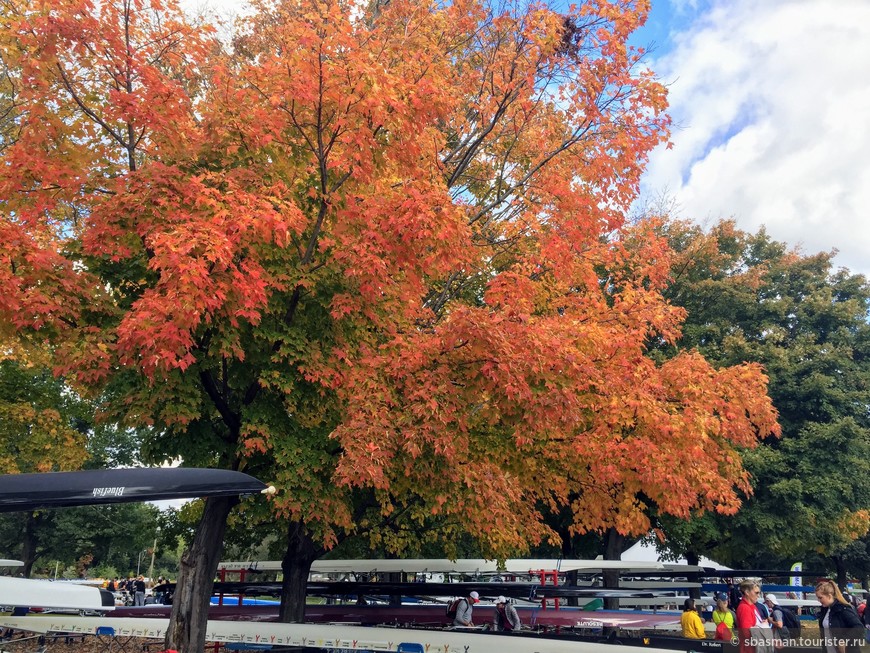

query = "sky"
[[631, 0, 870, 276], [183, 0, 870, 277]]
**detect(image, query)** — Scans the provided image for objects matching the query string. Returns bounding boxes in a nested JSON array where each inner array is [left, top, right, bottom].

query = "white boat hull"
[[0, 577, 111, 611], [219, 558, 689, 574], [0, 615, 680, 653]]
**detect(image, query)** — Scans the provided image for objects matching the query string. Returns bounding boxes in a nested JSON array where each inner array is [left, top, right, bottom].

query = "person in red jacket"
[[737, 580, 771, 653]]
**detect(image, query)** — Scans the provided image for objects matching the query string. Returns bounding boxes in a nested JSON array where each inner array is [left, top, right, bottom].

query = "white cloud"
[[641, 0, 870, 275]]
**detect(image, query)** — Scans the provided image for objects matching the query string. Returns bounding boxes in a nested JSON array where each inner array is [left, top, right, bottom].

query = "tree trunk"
[[22, 512, 39, 578], [685, 551, 701, 599], [565, 570, 579, 607], [603, 528, 625, 611], [278, 520, 323, 623], [386, 572, 402, 607], [559, 526, 574, 557], [165, 495, 237, 653], [832, 555, 848, 590]]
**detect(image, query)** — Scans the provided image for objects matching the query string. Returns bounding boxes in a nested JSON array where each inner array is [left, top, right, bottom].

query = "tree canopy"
[[0, 358, 90, 576], [0, 0, 779, 648], [654, 220, 870, 577]]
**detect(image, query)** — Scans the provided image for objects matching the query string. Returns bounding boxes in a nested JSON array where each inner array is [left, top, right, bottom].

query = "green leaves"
[[0, 360, 89, 474], [658, 220, 870, 569]]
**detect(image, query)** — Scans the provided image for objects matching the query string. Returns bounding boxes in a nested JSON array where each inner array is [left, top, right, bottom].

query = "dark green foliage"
[[0, 502, 161, 577], [656, 221, 870, 571]]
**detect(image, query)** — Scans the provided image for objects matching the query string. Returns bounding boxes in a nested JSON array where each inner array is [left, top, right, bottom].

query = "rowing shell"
[[0, 615, 683, 653], [0, 468, 270, 513], [156, 580, 665, 599], [0, 577, 114, 611], [219, 558, 702, 573], [110, 604, 686, 630]]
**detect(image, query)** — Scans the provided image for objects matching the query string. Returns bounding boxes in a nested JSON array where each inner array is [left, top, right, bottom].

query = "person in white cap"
[[494, 595, 522, 632], [764, 593, 789, 647], [453, 590, 480, 627]]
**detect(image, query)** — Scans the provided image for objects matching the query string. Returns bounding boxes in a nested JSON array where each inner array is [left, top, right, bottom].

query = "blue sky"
[[630, 0, 708, 53]]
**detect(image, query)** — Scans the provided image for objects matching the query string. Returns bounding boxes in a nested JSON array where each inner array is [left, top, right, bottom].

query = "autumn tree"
[[0, 0, 226, 645], [0, 361, 87, 471], [653, 220, 870, 580], [0, 0, 779, 651]]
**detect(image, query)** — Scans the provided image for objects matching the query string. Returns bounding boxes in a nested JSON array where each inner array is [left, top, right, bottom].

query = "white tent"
[[621, 540, 731, 570]]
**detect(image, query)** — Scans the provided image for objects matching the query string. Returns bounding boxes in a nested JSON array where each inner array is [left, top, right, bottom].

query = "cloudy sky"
[[632, 0, 870, 276], [184, 0, 870, 276]]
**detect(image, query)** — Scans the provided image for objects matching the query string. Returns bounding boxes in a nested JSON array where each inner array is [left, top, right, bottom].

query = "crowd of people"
[[97, 572, 868, 647], [450, 577, 868, 644], [106, 575, 171, 606], [681, 579, 870, 653]]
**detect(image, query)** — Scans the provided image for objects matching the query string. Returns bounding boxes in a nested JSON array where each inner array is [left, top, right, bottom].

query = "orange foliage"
[[0, 0, 776, 556], [332, 221, 779, 548]]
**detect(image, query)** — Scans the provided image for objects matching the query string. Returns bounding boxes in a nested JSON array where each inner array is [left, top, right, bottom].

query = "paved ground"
[[0, 634, 160, 653]]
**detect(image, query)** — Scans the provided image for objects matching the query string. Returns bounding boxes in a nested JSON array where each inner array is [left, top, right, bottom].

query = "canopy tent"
[[620, 539, 731, 570]]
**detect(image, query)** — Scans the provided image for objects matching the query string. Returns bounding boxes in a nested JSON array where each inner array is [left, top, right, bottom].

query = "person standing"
[[815, 580, 863, 653], [764, 594, 789, 649], [134, 575, 146, 607], [757, 597, 771, 624], [726, 578, 741, 611], [453, 591, 480, 627], [736, 580, 773, 653], [681, 598, 706, 639], [493, 596, 522, 632], [121, 577, 133, 605], [713, 593, 736, 641]]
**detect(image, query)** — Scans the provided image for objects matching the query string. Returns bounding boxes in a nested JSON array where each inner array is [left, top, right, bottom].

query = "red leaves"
[[330, 223, 777, 544], [0, 0, 775, 556]]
